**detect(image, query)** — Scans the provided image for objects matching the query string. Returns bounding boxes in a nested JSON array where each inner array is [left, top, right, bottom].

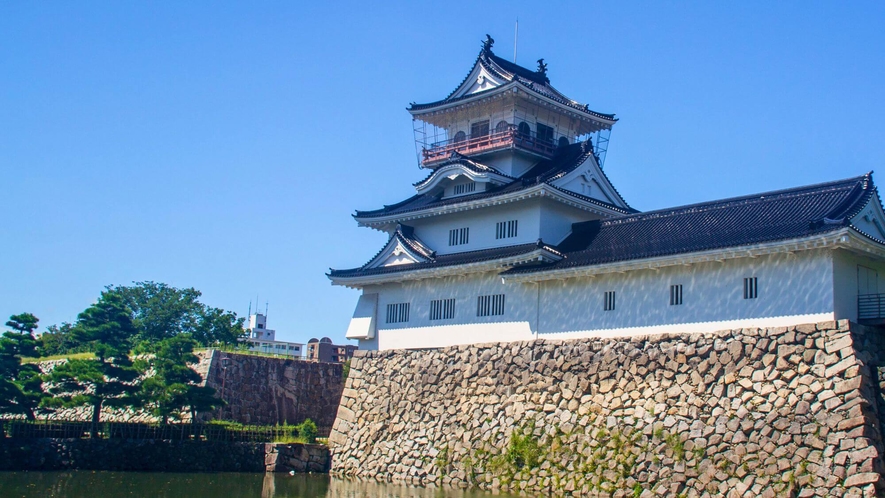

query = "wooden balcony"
[[422, 127, 560, 165]]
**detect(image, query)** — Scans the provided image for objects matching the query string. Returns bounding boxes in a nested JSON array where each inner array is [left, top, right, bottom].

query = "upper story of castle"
[[410, 35, 617, 177]]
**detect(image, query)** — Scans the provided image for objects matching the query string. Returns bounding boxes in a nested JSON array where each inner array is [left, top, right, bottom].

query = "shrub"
[[296, 418, 317, 444]]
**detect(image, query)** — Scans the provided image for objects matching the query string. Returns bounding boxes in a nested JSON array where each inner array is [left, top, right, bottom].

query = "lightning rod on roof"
[[514, 19, 518, 63]]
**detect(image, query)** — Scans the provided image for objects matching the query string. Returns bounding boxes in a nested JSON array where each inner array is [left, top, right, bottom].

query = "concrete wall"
[[330, 320, 885, 496], [205, 351, 344, 428], [359, 250, 837, 351]]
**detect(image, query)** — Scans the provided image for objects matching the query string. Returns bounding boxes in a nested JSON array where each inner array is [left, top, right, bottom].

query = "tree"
[[193, 307, 246, 346], [43, 291, 141, 436], [4, 313, 39, 356], [141, 335, 224, 424], [39, 322, 84, 357], [109, 281, 244, 349], [0, 313, 45, 419]]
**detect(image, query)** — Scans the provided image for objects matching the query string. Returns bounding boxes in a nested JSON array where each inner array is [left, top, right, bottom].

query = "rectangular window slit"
[[448, 227, 469, 246], [386, 302, 410, 323], [743, 277, 758, 299], [430, 298, 456, 321], [604, 291, 616, 311], [477, 294, 505, 317], [670, 284, 683, 306]]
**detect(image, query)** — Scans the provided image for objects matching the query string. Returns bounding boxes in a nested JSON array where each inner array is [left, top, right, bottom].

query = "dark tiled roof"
[[408, 48, 615, 122], [505, 173, 876, 275], [329, 241, 559, 279], [355, 141, 634, 220]]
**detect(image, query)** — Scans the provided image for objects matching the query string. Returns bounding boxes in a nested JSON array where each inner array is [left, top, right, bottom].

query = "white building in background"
[[243, 313, 304, 358], [329, 35, 885, 351]]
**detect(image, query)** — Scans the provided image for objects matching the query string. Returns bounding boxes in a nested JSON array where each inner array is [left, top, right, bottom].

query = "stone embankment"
[[205, 350, 344, 427], [0, 438, 329, 473], [22, 350, 344, 427], [330, 320, 885, 497]]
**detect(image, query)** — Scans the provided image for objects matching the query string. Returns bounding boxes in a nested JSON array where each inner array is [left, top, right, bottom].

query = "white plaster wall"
[[354, 249, 843, 351], [409, 199, 595, 256], [364, 274, 537, 350], [832, 249, 885, 321], [538, 199, 595, 245], [537, 251, 834, 336], [410, 201, 542, 255]]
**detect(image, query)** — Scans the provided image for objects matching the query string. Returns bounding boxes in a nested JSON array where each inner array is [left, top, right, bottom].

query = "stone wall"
[[20, 350, 344, 428], [205, 351, 344, 428], [330, 320, 885, 497], [0, 438, 329, 473]]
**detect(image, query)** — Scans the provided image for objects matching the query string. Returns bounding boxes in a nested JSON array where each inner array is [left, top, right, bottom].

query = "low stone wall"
[[266, 442, 331, 473], [19, 351, 344, 428], [0, 438, 329, 473], [205, 351, 344, 427], [330, 320, 885, 496]]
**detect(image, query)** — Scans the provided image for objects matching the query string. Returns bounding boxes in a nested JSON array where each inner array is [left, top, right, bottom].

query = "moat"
[[0, 472, 523, 498]]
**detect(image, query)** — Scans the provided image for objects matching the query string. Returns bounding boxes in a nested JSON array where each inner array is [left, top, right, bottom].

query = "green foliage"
[[38, 322, 91, 357], [42, 292, 141, 434], [295, 418, 318, 444], [0, 313, 47, 419], [141, 335, 224, 423], [110, 281, 245, 349], [504, 421, 540, 470], [342, 359, 351, 380]]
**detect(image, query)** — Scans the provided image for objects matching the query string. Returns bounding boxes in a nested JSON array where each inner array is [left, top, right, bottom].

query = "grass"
[[22, 352, 95, 364]]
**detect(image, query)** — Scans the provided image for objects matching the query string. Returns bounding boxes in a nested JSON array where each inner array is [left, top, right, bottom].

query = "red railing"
[[422, 128, 560, 165]]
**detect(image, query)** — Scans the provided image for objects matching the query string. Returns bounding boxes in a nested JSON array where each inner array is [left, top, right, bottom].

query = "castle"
[[329, 36, 885, 351]]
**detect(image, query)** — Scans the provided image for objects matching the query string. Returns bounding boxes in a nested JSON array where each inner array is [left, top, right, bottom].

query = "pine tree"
[[0, 313, 45, 420], [44, 292, 141, 436]]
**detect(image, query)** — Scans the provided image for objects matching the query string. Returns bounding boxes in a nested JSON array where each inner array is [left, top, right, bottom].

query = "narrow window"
[[558, 136, 569, 148], [453, 183, 476, 195], [517, 121, 531, 138], [453, 131, 466, 143], [743, 277, 758, 299], [495, 220, 519, 239], [385, 302, 410, 323], [670, 285, 683, 306], [495, 120, 510, 134], [536, 123, 554, 144], [470, 120, 490, 139], [604, 291, 616, 311], [448, 227, 469, 246], [477, 294, 505, 317], [430, 298, 456, 321]]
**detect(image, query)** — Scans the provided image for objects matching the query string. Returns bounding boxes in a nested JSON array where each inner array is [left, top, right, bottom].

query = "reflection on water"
[[0, 472, 522, 498]]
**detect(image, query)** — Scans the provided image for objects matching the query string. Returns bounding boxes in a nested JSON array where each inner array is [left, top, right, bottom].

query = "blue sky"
[[1, 2, 883, 343]]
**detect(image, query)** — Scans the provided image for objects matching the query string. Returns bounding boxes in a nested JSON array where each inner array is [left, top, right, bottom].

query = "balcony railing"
[[858, 294, 885, 322], [422, 127, 563, 165]]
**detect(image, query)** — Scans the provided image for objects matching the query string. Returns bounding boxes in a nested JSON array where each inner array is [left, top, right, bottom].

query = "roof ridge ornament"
[[482, 34, 494, 54], [537, 58, 547, 76]]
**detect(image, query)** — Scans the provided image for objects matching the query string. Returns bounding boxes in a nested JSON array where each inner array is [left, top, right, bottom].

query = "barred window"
[[670, 284, 683, 306], [604, 291, 616, 311], [448, 227, 469, 246], [743, 277, 758, 299], [385, 302, 410, 323], [430, 298, 456, 321], [495, 220, 518, 239], [453, 183, 476, 195], [477, 294, 505, 317]]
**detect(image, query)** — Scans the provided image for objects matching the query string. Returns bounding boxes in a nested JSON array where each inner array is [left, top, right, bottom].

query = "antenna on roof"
[[265, 302, 268, 320], [514, 19, 519, 63], [248, 301, 251, 318]]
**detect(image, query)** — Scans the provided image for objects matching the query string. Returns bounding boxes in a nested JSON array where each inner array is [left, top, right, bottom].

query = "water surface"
[[0, 471, 524, 498]]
